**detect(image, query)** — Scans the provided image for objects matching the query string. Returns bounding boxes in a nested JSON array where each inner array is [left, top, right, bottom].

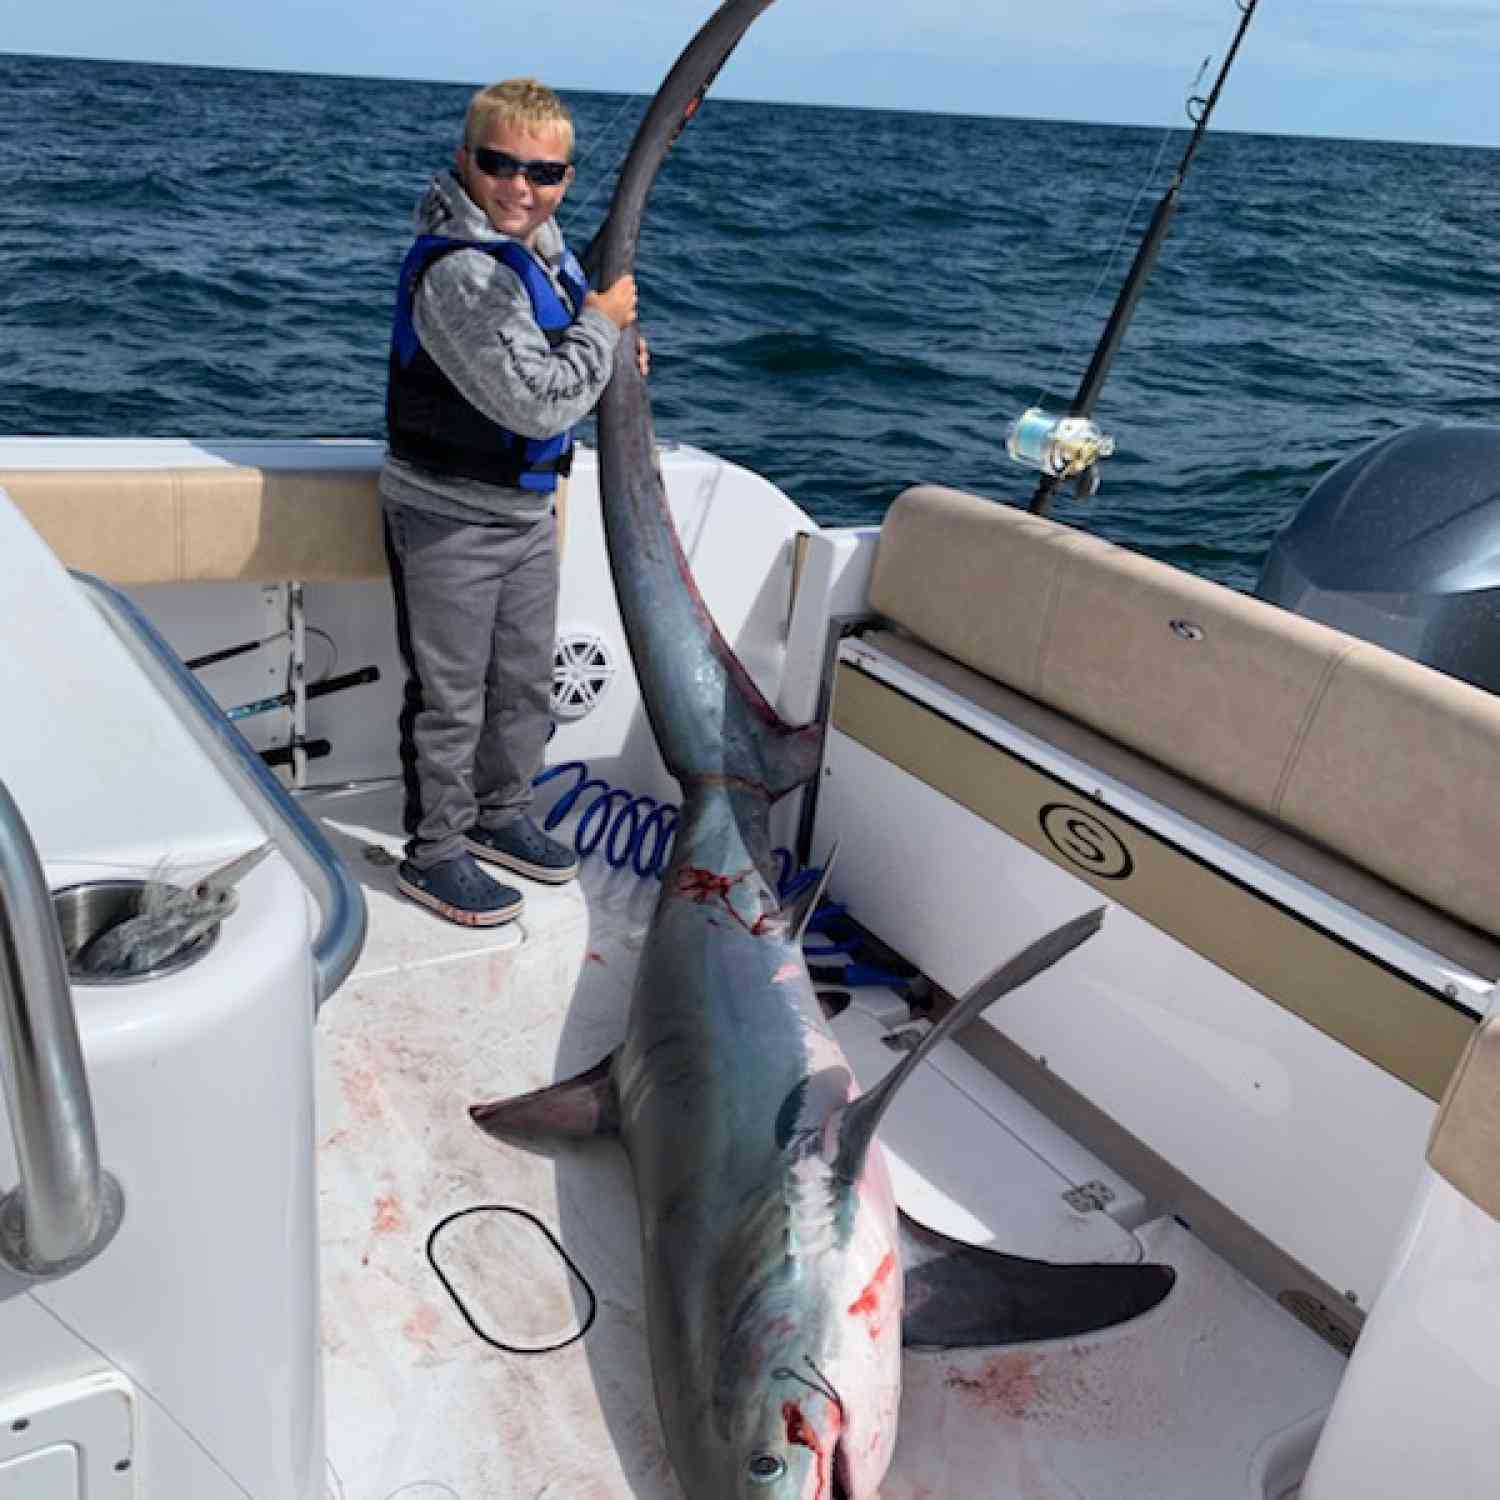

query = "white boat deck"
[[308, 785, 1345, 1500]]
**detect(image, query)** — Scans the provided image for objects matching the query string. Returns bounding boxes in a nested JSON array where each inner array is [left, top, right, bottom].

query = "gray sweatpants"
[[384, 502, 558, 869]]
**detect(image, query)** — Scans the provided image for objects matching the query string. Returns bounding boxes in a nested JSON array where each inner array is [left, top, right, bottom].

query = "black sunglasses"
[[472, 147, 570, 187]]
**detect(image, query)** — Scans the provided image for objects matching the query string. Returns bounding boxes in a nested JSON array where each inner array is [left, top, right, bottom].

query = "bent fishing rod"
[[1017, 0, 1261, 517]]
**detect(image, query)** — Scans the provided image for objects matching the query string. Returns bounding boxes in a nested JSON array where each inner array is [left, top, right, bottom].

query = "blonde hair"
[[463, 78, 575, 159]]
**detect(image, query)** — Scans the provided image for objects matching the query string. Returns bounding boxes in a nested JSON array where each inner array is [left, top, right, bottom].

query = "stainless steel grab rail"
[[0, 778, 124, 1280], [72, 573, 367, 1012]]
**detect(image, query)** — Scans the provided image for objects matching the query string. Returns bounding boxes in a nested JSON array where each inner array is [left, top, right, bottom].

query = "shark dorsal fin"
[[831, 907, 1105, 1184]]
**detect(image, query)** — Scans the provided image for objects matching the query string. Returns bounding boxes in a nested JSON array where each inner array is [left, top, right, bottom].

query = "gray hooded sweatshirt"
[[380, 171, 620, 526]]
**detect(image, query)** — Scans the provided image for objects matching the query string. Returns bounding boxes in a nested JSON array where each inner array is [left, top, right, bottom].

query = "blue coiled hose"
[[532, 760, 804, 891], [533, 760, 905, 990], [532, 761, 681, 878]]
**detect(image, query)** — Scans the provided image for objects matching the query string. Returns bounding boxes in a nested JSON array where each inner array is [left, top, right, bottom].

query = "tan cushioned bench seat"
[[1, 467, 387, 584], [869, 485, 1500, 946]]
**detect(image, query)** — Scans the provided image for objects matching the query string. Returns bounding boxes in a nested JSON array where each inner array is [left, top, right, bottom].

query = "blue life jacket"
[[386, 234, 590, 494]]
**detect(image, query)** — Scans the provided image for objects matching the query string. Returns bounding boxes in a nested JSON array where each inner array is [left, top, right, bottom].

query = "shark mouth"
[[781, 1400, 854, 1500], [832, 1437, 853, 1500]]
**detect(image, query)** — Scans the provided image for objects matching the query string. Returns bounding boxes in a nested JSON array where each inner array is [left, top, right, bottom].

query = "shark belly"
[[615, 853, 905, 1497]]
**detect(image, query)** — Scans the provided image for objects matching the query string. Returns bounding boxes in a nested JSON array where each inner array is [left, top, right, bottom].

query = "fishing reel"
[[1006, 407, 1115, 500]]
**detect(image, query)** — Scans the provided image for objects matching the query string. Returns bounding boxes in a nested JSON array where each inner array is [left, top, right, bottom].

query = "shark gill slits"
[[774, 1078, 809, 1147]]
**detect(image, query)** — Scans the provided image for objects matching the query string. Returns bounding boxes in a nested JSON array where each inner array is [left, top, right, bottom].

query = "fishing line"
[[573, 90, 648, 180], [773, 1355, 847, 1420], [561, 93, 650, 244], [1029, 89, 1191, 414]]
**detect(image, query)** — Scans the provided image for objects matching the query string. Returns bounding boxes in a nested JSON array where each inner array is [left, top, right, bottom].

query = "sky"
[[9, 0, 1500, 149]]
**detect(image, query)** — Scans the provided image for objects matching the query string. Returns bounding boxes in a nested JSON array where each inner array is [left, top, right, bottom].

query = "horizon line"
[[4, 46, 1496, 154]]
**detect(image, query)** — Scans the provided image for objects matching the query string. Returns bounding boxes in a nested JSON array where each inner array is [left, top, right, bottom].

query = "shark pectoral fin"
[[833, 908, 1107, 1184], [470, 1053, 620, 1142], [897, 1209, 1176, 1349]]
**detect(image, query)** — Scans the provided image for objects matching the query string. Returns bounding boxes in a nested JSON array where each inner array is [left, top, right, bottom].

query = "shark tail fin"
[[832, 908, 1106, 1184]]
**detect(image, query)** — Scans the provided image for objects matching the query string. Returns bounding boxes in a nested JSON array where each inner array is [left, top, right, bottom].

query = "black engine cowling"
[[1256, 424, 1500, 694]]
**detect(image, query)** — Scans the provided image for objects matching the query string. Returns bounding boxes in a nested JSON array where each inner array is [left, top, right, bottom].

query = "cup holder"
[[51, 879, 220, 986]]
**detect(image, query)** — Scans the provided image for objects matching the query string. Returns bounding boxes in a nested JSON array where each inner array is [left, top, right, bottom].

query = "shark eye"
[[748, 1453, 787, 1485]]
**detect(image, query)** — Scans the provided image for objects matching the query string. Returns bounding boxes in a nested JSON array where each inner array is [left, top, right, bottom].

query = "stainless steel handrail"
[[72, 572, 367, 1011], [0, 778, 124, 1280]]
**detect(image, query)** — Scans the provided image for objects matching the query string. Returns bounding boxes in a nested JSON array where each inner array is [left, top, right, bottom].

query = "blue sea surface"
[[4, 52, 1499, 588]]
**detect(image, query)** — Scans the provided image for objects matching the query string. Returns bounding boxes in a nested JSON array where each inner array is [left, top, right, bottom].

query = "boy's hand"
[[586, 274, 638, 329]]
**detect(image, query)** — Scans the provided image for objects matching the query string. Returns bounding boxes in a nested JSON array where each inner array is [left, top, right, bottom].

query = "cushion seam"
[[1271, 642, 1357, 819]]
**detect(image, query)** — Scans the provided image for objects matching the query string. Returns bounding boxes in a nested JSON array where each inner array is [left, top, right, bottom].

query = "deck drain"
[[426, 1206, 596, 1354]]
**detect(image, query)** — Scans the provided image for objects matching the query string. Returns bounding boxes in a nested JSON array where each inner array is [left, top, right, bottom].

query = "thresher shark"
[[3, 2, 1500, 1498]]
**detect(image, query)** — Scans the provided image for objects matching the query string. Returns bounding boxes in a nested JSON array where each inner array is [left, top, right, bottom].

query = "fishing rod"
[[226, 665, 380, 722], [1015, 0, 1261, 517]]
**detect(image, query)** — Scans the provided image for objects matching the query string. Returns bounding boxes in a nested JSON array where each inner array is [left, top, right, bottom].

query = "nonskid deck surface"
[[309, 786, 1343, 1500]]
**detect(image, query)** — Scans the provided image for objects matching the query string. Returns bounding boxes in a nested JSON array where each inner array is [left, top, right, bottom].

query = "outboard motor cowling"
[[1256, 424, 1500, 694]]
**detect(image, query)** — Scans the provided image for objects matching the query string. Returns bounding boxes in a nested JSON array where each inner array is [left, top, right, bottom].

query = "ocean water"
[[4, 51, 1499, 589]]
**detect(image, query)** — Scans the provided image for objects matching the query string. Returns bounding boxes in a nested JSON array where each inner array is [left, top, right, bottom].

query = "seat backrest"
[[869, 484, 1500, 943], [1, 465, 388, 584]]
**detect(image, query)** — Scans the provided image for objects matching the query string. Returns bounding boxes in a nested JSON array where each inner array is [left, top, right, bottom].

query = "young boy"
[[382, 78, 637, 927]]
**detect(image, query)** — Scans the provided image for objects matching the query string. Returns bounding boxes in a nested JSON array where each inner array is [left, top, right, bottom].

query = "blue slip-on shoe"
[[465, 815, 580, 885], [395, 855, 525, 927]]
